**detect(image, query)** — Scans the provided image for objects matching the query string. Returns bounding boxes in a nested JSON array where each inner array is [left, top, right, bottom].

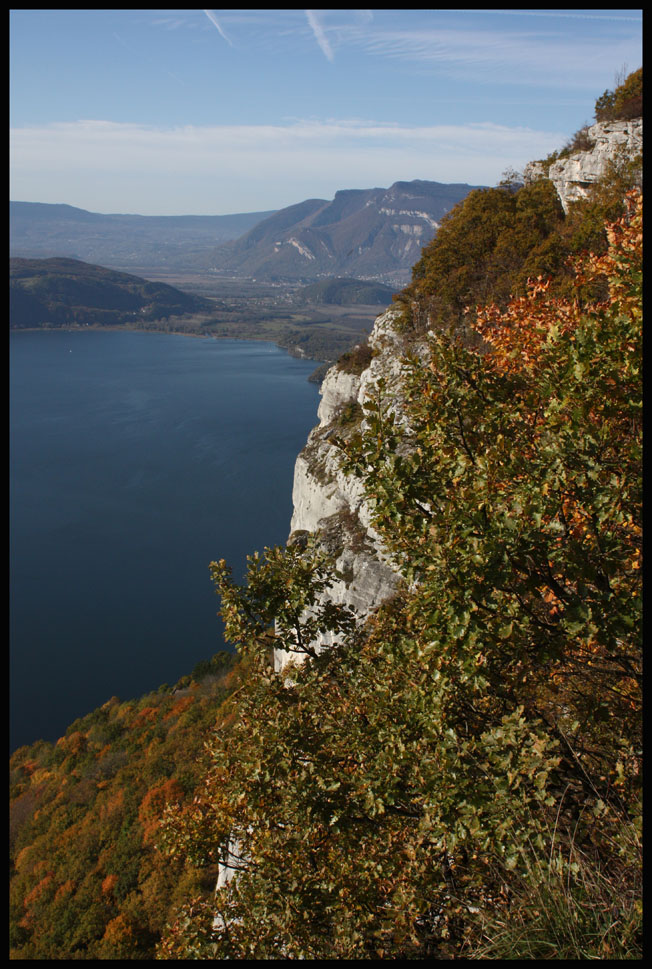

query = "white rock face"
[[273, 306, 413, 672], [524, 119, 642, 213], [316, 370, 361, 426]]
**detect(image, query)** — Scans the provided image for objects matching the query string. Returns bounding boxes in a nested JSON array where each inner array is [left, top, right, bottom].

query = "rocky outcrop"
[[524, 119, 642, 212], [273, 306, 414, 672], [218, 309, 412, 899]]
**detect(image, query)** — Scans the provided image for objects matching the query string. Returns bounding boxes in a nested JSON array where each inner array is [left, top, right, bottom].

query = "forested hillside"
[[157, 73, 641, 960], [157, 186, 641, 962], [10, 257, 212, 328], [10, 654, 239, 959], [9, 71, 642, 960], [295, 277, 396, 306]]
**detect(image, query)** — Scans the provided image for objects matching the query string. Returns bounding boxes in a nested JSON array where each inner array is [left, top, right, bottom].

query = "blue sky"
[[10, 8, 642, 216]]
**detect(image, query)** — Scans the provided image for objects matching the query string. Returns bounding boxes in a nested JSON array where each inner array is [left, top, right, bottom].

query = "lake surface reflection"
[[10, 329, 320, 750]]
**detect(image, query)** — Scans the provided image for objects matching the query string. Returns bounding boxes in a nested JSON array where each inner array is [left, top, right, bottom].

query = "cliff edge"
[[273, 306, 411, 671], [523, 118, 642, 212], [275, 115, 643, 674]]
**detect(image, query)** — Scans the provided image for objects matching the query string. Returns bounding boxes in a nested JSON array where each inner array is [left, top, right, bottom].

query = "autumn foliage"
[[9, 163, 641, 958], [594, 66, 642, 122], [9, 655, 237, 960], [156, 190, 641, 958]]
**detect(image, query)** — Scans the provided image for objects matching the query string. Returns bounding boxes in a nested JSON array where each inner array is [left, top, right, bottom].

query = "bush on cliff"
[[594, 67, 642, 122], [158, 194, 641, 959], [394, 137, 641, 337]]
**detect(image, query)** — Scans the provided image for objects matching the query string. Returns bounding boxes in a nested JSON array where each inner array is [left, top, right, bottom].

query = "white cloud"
[[202, 9, 232, 46], [305, 10, 334, 62], [326, 19, 641, 91], [201, 10, 639, 95], [10, 118, 566, 215]]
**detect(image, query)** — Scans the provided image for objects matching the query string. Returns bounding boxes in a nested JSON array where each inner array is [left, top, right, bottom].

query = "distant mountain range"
[[9, 202, 277, 270], [10, 257, 212, 328], [198, 180, 486, 286], [10, 180, 485, 286]]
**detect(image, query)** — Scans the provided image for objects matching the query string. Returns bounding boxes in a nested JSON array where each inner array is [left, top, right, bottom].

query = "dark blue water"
[[10, 329, 320, 751]]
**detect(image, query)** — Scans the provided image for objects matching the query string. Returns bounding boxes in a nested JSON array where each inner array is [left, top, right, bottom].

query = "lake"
[[9, 329, 320, 751]]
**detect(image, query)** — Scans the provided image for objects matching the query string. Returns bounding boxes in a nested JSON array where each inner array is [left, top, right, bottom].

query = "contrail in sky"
[[305, 10, 334, 62], [203, 9, 233, 46]]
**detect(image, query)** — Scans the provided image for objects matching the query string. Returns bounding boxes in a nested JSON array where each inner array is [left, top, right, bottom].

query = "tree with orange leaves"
[[159, 195, 640, 958], [359, 189, 641, 760]]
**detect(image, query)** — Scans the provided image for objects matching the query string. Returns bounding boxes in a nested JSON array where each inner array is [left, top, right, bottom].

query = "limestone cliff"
[[274, 115, 643, 674], [523, 118, 642, 212], [273, 306, 411, 671], [220, 308, 414, 899]]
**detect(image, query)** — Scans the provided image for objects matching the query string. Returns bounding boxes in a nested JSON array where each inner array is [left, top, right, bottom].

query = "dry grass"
[[467, 817, 642, 960]]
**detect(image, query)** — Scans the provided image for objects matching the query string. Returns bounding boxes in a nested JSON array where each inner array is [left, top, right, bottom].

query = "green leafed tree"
[[158, 194, 641, 959], [594, 67, 642, 122]]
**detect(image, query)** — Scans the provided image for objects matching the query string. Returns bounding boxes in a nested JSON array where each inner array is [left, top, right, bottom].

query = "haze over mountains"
[[11, 180, 484, 286], [9, 203, 276, 271]]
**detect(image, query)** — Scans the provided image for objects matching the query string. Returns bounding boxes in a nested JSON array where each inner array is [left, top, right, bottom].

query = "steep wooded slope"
[[10, 257, 212, 328]]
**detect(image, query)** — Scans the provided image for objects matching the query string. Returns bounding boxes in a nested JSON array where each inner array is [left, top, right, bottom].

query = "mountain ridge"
[[10, 181, 486, 285], [202, 179, 486, 285]]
